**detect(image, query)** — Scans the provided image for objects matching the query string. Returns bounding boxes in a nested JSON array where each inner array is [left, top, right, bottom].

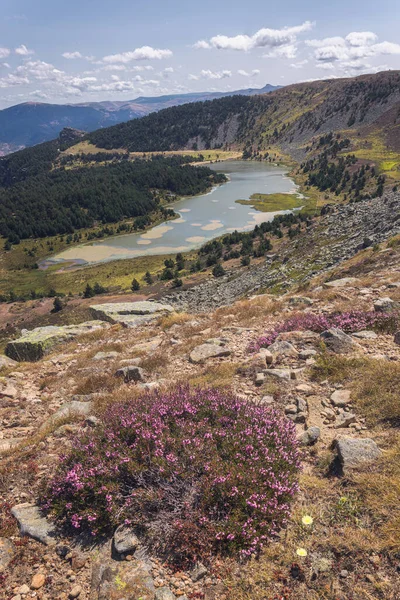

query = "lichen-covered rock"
[[298, 426, 321, 446], [5, 321, 110, 362], [115, 365, 146, 383], [89, 301, 174, 328], [323, 277, 358, 288], [11, 503, 57, 545]]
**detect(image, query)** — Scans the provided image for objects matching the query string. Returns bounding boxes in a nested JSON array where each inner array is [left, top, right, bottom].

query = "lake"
[[49, 161, 300, 266]]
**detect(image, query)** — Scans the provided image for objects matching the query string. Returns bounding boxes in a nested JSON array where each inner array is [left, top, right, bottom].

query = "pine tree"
[[131, 278, 140, 291], [83, 284, 95, 298], [144, 271, 153, 285], [51, 297, 63, 313]]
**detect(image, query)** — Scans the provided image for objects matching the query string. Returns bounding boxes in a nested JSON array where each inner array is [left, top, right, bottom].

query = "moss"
[[236, 193, 303, 212]]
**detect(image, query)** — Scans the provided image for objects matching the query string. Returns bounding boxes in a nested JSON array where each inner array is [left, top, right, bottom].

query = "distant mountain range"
[[0, 84, 279, 155]]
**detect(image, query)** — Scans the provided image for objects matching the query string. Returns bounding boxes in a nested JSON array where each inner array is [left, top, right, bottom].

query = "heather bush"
[[43, 385, 300, 565], [251, 310, 399, 352]]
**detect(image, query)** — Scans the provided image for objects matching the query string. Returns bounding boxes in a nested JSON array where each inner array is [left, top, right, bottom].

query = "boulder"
[[5, 321, 110, 362], [90, 301, 174, 328], [332, 437, 381, 474], [267, 341, 298, 358], [90, 542, 154, 600], [11, 503, 57, 545], [0, 356, 17, 370], [42, 401, 93, 430], [189, 344, 231, 364], [394, 331, 400, 346], [374, 297, 400, 313], [352, 330, 378, 340], [263, 369, 292, 381], [0, 537, 15, 571], [190, 562, 208, 582], [335, 412, 357, 428], [115, 365, 146, 383], [113, 525, 140, 554], [323, 277, 358, 288], [330, 389, 351, 407], [92, 351, 119, 361], [288, 296, 313, 306], [298, 426, 321, 446], [320, 328, 358, 354]]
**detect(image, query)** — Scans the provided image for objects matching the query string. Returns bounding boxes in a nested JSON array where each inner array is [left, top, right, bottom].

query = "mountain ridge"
[[0, 83, 279, 155]]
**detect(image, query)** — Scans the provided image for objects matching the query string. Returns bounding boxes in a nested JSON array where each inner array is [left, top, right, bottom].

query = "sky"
[[0, 0, 400, 109]]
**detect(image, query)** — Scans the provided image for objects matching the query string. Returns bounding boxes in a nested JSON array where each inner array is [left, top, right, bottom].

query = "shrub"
[[212, 263, 226, 278], [43, 386, 300, 565], [251, 310, 399, 352]]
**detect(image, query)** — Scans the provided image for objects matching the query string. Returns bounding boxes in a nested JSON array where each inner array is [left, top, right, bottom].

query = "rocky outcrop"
[[5, 321, 110, 362], [189, 343, 231, 364], [89, 301, 174, 328]]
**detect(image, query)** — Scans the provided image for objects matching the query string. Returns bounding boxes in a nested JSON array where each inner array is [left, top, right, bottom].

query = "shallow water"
[[49, 161, 299, 265]]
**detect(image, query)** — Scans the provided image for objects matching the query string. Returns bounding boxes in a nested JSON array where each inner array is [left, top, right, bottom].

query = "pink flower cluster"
[[251, 310, 399, 352], [44, 385, 300, 564]]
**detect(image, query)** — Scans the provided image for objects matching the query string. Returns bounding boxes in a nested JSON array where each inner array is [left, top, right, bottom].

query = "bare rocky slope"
[[1, 186, 400, 599]]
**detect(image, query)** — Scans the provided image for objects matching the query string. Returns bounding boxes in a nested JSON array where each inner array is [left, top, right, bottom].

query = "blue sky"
[[0, 0, 399, 108]]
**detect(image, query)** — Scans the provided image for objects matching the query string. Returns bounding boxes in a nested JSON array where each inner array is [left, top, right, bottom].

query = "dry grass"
[[74, 373, 120, 395], [214, 295, 283, 327], [159, 312, 192, 330], [188, 362, 240, 388], [312, 353, 400, 427], [140, 350, 170, 373]]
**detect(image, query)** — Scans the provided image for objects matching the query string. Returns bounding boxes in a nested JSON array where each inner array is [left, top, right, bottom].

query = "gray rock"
[[268, 340, 298, 358], [43, 401, 93, 429], [92, 351, 119, 361], [374, 297, 399, 313], [352, 330, 378, 340], [335, 412, 357, 428], [331, 389, 351, 407], [289, 296, 313, 305], [90, 301, 174, 328], [394, 331, 400, 346], [113, 525, 140, 554], [0, 356, 17, 370], [323, 277, 358, 288], [333, 437, 381, 474], [320, 328, 358, 354], [11, 503, 57, 545], [263, 368, 292, 381], [284, 404, 298, 415], [299, 349, 317, 360], [155, 588, 176, 600], [190, 562, 208, 582], [115, 365, 145, 383], [255, 372, 265, 386], [189, 344, 231, 364], [0, 537, 15, 571], [298, 426, 321, 446], [5, 321, 110, 362]]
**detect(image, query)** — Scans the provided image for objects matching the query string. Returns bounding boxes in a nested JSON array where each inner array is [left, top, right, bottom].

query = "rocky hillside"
[[1, 185, 400, 599], [86, 71, 400, 158], [0, 84, 279, 156]]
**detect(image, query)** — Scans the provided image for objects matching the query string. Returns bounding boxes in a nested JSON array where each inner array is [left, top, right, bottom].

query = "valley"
[[1, 69, 400, 600]]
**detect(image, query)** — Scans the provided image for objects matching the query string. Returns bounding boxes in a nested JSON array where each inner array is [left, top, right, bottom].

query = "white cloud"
[[0, 48, 10, 59], [15, 44, 34, 56], [263, 44, 297, 59], [103, 46, 172, 63], [290, 59, 308, 69], [195, 21, 314, 52], [237, 69, 260, 76], [188, 74, 199, 80], [0, 73, 29, 88], [62, 51, 83, 59], [200, 69, 232, 79], [307, 31, 400, 66], [103, 64, 127, 71], [164, 67, 174, 73], [193, 40, 211, 50]]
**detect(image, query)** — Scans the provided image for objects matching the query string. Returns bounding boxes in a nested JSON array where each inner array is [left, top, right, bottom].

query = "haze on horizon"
[[0, 0, 399, 109]]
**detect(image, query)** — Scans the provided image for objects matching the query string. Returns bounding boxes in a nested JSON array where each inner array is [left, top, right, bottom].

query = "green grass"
[[236, 193, 303, 212]]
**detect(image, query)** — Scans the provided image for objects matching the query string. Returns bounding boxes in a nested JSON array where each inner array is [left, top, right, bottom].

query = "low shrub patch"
[[251, 310, 399, 352], [43, 385, 300, 565]]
